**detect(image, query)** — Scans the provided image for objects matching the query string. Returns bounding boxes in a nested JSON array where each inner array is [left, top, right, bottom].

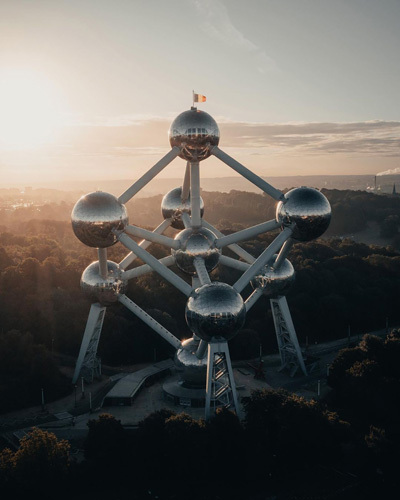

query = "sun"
[[0, 69, 65, 150]]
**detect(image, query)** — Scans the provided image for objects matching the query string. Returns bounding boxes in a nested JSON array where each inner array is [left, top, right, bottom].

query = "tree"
[[0, 428, 70, 492], [84, 413, 128, 464]]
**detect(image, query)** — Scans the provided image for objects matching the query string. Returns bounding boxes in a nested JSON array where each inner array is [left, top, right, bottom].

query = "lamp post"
[[81, 376, 85, 399], [74, 384, 77, 408], [41, 388, 45, 411]]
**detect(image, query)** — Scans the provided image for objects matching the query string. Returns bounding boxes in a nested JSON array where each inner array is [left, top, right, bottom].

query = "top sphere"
[[71, 191, 128, 248], [276, 187, 331, 242], [169, 108, 220, 162], [161, 187, 204, 229]]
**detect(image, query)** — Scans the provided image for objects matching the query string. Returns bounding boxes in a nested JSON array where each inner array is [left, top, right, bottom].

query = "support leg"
[[270, 296, 307, 376], [73, 303, 106, 384], [205, 340, 241, 420]]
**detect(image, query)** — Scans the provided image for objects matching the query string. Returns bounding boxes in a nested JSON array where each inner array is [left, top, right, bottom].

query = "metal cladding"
[[172, 227, 220, 275], [169, 108, 220, 162], [161, 187, 204, 229], [276, 187, 331, 242], [185, 282, 246, 341], [174, 338, 207, 387], [81, 260, 127, 305], [251, 254, 295, 298], [71, 191, 128, 248]]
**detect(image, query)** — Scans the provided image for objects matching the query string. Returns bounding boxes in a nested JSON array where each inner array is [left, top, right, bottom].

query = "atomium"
[[81, 260, 127, 305], [72, 100, 332, 419], [185, 282, 246, 342], [71, 191, 128, 248], [172, 227, 220, 275], [251, 254, 295, 298], [276, 187, 331, 242], [161, 187, 204, 229], [169, 108, 220, 162]]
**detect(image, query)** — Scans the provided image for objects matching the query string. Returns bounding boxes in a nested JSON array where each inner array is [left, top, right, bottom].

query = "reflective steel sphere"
[[80, 260, 127, 305], [174, 338, 207, 387], [185, 282, 246, 342], [71, 191, 128, 248], [169, 108, 220, 162], [276, 187, 331, 242], [172, 227, 220, 275], [161, 187, 204, 229], [251, 254, 295, 298]]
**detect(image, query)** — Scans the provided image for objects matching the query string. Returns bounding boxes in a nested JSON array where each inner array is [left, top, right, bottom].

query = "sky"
[[0, 0, 400, 187]]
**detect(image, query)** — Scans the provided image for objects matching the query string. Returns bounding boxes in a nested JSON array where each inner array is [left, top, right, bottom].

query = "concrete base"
[[163, 376, 206, 408]]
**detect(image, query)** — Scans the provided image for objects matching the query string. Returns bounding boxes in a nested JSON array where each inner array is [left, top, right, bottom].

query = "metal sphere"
[[185, 282, 246, 342], [251, 254, 295, 298], [172, 227, 220, 275], [174, 338, 207, 387], [161, 187, 204, 229], [71, 191, 128, 248], [80, 260, 127, 305], [276, 187, 331, 242], [169, 108, 220, 162]]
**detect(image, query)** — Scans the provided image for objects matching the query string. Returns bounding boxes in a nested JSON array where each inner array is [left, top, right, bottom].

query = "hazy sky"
[[1, 0, 400, 186]]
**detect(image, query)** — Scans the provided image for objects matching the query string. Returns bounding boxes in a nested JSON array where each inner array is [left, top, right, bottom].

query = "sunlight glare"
[[0, 69, 65, 150]]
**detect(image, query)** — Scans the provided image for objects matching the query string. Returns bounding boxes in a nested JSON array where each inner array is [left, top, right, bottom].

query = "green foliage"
[[84, 413, 128, 464], [328, 332, 400, 423], [0, 428, 70, 490], [0, 331, 71, 413]]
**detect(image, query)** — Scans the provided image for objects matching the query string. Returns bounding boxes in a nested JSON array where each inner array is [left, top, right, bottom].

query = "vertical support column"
[[181, 162, 191, 202], [98, 248, 108, 279], [270, 296, 307, 376], [73, 303, 106, 384], [190, 162, 201, 228], [205, 339, 241, 420]]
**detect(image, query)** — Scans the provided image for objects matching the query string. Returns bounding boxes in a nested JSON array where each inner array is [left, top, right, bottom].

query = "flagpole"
[[192, 89, 194, 108]]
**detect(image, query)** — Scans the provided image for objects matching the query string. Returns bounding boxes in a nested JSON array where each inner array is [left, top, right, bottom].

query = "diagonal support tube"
[[272, 238, 294, 270], [233, 227, 293, 293], [219, 255, 250, 272], [245, 287, 264, 312], [118, 147, 181, 204], [118, 232, 192, 296], [125, 224, 179, 249], [215, 219, 280, 248], [118, 294, 181, 349], [211, 146, 284, 201], [202, 220, 256, 264], [119, 219, 171, 270], [123, 255, 175, 280], [193, 257, 211, 285]]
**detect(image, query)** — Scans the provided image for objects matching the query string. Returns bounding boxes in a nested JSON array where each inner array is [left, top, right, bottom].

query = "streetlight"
[[41, 388, 45, 411], [81, 376, 85, 399], [74, 384, 77, 408]]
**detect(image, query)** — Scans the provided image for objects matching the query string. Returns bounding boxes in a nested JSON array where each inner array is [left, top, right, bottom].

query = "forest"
[[1, 188, 400, 412], [2, 328, 400, 500]]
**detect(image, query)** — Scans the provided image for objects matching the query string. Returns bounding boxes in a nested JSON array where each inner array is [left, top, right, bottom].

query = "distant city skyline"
[[1, 0, 400, 186]]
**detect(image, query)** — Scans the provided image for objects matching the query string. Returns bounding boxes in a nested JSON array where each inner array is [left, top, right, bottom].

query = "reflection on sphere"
[[71, 191, 128, 248], [172, 227, 220, 275], [81, 260, 127, 305], [161, 187, 204, 229], [252, 254, 295, 298], [276, 187, 331, 241], [169, 108, 220, 162], [174, 338, 207, 387], [185, 282, 246, 342]]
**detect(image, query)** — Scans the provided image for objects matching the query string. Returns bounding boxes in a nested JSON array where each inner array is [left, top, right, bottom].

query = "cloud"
[[377, 167, 400, 176], [193, 0, 277, 73]]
